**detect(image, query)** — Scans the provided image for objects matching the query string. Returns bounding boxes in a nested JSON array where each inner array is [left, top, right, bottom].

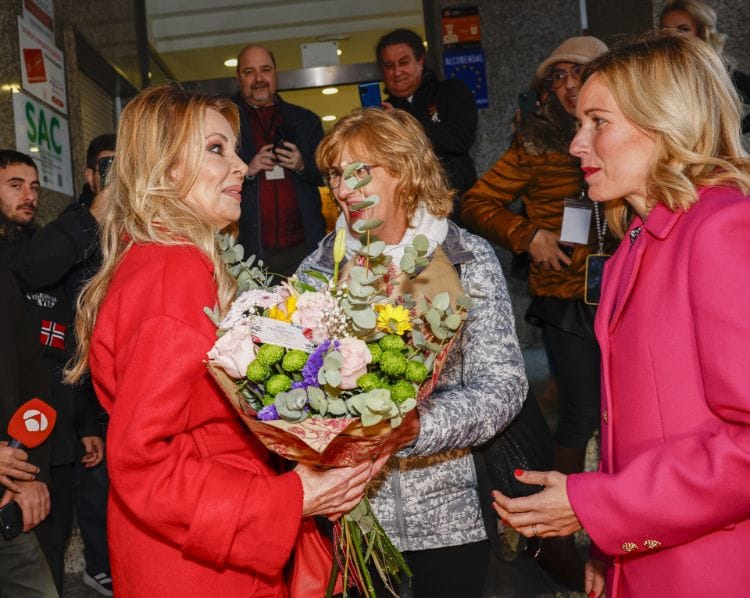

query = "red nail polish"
[[501, 518, 508, 525], [588, 592, 595, 598], [514, 468, 524, 476]]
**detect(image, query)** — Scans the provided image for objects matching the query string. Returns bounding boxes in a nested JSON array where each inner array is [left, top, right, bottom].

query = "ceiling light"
[[337, 49, 342, 56], [29, 146, 39, 153], [224, 58, 238, 68], [1, 83, 20, 93], [322, 87, 338, 95], [322, 115, 336, 122]]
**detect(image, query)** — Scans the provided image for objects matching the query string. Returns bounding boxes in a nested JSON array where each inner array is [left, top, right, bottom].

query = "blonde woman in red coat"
[[66, 84, 371, 597], [492, 33, 750, 597]]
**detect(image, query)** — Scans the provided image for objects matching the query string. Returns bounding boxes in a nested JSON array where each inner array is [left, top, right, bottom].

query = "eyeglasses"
[[325, 163, 378, 189], [547, 64, 584, 89]]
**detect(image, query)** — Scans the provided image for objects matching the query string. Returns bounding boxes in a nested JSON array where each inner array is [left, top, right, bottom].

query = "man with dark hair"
[[0, 149, 104, 593], [376, 29, 478, 214], [232, 44, 326, 277]]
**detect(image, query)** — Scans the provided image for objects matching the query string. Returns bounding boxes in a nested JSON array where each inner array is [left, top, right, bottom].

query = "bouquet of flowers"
[[205, 163, 471, 597]]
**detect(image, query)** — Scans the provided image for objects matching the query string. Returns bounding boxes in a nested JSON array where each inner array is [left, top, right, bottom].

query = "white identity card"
[[560, 200, 592, 245], [266, 164, 285, 180]]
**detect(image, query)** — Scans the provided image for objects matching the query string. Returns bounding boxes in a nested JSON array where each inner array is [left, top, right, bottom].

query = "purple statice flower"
[[257, 404, 280, 421], [297, 339, 339, 389]]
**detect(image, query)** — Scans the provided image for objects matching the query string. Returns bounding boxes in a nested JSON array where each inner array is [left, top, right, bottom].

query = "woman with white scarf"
[[296, 108, 527, 597]]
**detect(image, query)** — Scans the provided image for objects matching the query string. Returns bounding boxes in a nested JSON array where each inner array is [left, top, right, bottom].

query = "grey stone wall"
[[424, 0, 582, 347]]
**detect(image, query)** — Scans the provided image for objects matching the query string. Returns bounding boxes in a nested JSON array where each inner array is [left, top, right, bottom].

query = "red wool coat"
[[90, 243, 303, 597], [567, 186, 750, 596]]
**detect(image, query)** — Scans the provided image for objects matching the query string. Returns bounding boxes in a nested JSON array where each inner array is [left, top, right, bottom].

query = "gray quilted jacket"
[[296, 222, 527, 551]]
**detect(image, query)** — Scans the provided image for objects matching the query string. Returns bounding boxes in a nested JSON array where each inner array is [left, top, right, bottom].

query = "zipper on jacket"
[[388, 457, 409, 547]]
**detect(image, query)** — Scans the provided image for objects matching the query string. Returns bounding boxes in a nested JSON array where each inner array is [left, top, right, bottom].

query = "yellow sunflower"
[[374, 304, 412, 335]]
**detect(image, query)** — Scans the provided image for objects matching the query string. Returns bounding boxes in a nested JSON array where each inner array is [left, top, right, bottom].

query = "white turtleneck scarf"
[[335, 205, 449, 269]]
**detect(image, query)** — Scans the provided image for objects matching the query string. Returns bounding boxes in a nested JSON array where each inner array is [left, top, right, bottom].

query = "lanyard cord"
[[591, 198, 608, 254]]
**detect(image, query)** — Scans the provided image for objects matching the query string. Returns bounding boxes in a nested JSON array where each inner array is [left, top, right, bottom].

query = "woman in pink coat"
[[65, 84, 371, 597], [492, 32, 750, 597]]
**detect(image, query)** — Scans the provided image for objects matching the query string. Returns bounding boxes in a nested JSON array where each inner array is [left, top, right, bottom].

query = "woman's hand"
[[491, 469, 582, 538], [80, 436, 104, 469], [585, 558, 606, 598], [0, 443, 38, 492], [528, 229, 572, 271], [295, 460, 372, 519]]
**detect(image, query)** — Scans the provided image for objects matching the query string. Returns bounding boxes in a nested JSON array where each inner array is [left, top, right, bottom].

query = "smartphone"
[[358, 82, 382, 109], [518, 90, 538, 117], [272, 125, 290, 155], [0, 500, 23, 541], [98, 155, 114, 188]]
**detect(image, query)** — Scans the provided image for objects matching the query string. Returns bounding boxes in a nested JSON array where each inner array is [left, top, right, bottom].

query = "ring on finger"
[[531, 523, 538, 537]]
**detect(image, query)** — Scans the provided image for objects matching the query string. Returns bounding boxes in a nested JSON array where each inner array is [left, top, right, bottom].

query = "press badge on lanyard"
[[560, 194, 592, 245]]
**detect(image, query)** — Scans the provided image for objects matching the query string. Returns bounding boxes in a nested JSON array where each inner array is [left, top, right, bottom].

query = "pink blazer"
[[567, 186, 750, 597]]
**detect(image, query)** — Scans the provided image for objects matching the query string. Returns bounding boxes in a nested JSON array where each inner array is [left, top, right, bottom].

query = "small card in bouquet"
[[249, 316, 315, 353]]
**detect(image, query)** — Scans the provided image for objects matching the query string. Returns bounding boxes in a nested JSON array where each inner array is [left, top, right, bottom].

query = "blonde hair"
[[316, 108, 454, 222], [581, 31, 750, 220], [659, 0, 726, 55], [65, 83, 240, 383]]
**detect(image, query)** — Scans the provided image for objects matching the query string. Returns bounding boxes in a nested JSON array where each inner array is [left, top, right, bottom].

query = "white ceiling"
[[146, 0, 424, 53]]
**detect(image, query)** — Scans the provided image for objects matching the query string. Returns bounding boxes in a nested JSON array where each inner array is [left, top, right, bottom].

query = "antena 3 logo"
[[23, 409, 49, 433]]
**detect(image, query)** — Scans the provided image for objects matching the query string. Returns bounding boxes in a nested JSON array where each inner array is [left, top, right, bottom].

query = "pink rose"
[[338, 337, 372, 389], [207, 325, 257, 379], [291, 291, 336, 344]]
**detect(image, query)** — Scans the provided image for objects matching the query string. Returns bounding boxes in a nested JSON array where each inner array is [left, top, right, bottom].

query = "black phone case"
[[0, 500, 23, 541]]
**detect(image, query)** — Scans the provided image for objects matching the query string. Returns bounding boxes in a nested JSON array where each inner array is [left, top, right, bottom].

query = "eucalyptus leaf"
[[412, 234, 429, 254], [328, 398, 348, 416], [349, 200, 376, 211], [307, 387, 327, 413], [352, 174, 372, 189], [353, 219, 384, 233], [351, 308, 376, 329], [343, 176, 358, 190], [415, 256, 430, 269], [426, 309, 442, 330], [400, 253, 416, 273], [361, 240, 386, 258], [432, 292, 450, 311], [444, 313, 462, 331], [324, 352, 343, 369], [425, 341, 443, 353], [342, 163, 360, 178], [361, 411, 383, 427], [411, 329, 426, 346], [424, 352, 437, 371], [433, 326, 449, 340], [457, 295, 474, 310], [325, 370, 342, 387], [400, 398, 417, 412], [348, 279, 375, 298]]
